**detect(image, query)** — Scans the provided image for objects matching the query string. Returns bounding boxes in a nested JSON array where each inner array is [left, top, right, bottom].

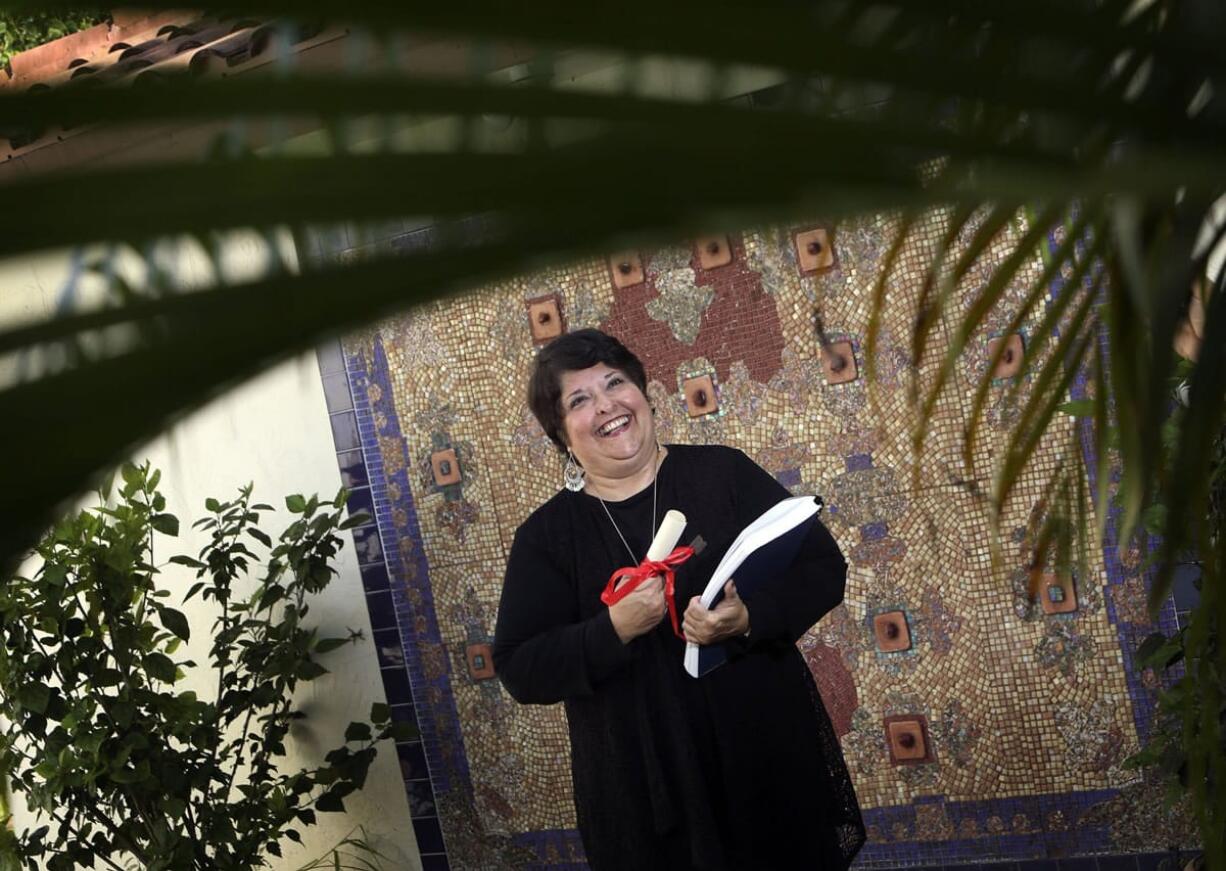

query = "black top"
[[493, 444, 865, 871]]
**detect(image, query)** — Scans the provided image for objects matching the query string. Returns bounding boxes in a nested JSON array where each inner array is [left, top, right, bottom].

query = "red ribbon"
[[600, 546, 695, 639]]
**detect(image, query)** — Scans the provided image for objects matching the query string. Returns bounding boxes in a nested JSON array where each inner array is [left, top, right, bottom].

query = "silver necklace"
[[593, 450, 660, 563]]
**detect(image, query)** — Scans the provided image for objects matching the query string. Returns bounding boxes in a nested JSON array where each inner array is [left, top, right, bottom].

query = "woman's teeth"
[[597, 415, 630, 436]]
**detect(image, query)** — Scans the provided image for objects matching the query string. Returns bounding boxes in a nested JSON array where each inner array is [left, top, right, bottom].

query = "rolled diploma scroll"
[[611, 510, 687, 592], [647, 510, 687, 561]]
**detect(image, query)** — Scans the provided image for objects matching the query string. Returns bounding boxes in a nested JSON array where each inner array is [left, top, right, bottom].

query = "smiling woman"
[[493, 329, 864, 871]]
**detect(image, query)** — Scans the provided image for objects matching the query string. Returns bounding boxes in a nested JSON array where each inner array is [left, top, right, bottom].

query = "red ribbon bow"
[[600, 546, 696, 639]]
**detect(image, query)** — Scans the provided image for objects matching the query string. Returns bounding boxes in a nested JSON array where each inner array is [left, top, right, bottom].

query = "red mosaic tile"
[[430, 448, 462, 487], [802, 641, 858, 737], [601, 235, 785, 385]]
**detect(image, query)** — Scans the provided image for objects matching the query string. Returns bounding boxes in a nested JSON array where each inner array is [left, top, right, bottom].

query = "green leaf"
[[1136, 632, 1167, 663], [314, 637, 350, 655], [1056, 399, 1094, 417], [316, 790, 346, 813], [169, 555, 206, 569], [111, 700, 135, 729], [161, 797, 187, 819], [286, 494, 308, 514], [248, 527, 273, 548], [41, 563, 69, 586], [296, 661, 329, 681], [151, 513, 180, 536], [339, 512, 372, 530], [18, 682, 50, 714], [345, 722, 372, 742], [156, 606, 191, 642], [143, 652, 178, 683], [120, 463, 142, 488], [370, 702, 390, 724], [205, 497, 221, 513]]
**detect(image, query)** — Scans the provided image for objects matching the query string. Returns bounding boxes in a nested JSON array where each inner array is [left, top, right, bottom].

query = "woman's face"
[[558, 364, 655, 476]]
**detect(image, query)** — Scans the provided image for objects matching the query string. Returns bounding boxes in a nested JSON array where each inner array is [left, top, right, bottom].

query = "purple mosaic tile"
[[861, 521, 889, 542], [776, 467, 802, 488]]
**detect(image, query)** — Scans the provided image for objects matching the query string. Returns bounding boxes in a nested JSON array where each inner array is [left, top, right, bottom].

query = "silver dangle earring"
[[563, 450, 586, 492]]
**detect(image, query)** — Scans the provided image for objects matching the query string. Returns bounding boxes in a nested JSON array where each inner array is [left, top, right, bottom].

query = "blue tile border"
[[316, 336, 454, 867]]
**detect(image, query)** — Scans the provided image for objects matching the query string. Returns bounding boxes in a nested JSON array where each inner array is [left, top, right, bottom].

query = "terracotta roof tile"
[[0, 14, 347, 160]]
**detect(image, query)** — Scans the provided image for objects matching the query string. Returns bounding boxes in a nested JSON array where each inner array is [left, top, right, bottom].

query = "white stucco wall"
[[0, 241, 420, 870]]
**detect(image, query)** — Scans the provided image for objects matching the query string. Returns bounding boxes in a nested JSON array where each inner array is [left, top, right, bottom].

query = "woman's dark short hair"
[[528, 329, 648, 451]]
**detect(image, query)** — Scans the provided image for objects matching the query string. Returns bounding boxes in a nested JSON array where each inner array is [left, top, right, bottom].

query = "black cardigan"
[[494, 444, 865, 871]]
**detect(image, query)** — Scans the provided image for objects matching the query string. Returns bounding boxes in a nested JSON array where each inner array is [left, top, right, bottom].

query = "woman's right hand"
[[608, 575, 667, 644]]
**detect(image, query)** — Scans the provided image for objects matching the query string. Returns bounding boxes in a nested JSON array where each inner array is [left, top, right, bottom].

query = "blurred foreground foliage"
[[0, 0, 1223, 863]]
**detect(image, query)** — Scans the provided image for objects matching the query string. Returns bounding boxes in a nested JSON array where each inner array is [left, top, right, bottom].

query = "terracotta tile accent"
[[465, 643, 495, 680], [683, 374, 718, 417], [988, 333, 1025, 378], [820, 341, 858, 384], [873, 610, 912, 652], [1037, 571, 1078, 615], [794, 227, 836, 274], [430, 448, 462, 487], [608, 251, 645, 288], [526, 294, 565, 343], [884, 715, 932, 764], [696, 235, 732, 270]]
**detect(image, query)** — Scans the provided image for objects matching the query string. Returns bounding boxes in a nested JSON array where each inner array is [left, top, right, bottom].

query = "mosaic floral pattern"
[[827, 466, 908, 528], [930, 700, 980, 769], [1053, 699, 1126, 774], [1035, 620, 1098, 683]]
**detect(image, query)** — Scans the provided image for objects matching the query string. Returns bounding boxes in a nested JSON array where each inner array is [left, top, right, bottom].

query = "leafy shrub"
[[0, 463, 411, 871]]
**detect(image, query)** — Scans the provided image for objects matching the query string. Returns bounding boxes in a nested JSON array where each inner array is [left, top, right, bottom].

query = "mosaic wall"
[[324, 208, 1198, 870]]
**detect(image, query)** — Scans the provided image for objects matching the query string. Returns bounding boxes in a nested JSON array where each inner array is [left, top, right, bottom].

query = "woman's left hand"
[[682, 580, 750, 646]]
